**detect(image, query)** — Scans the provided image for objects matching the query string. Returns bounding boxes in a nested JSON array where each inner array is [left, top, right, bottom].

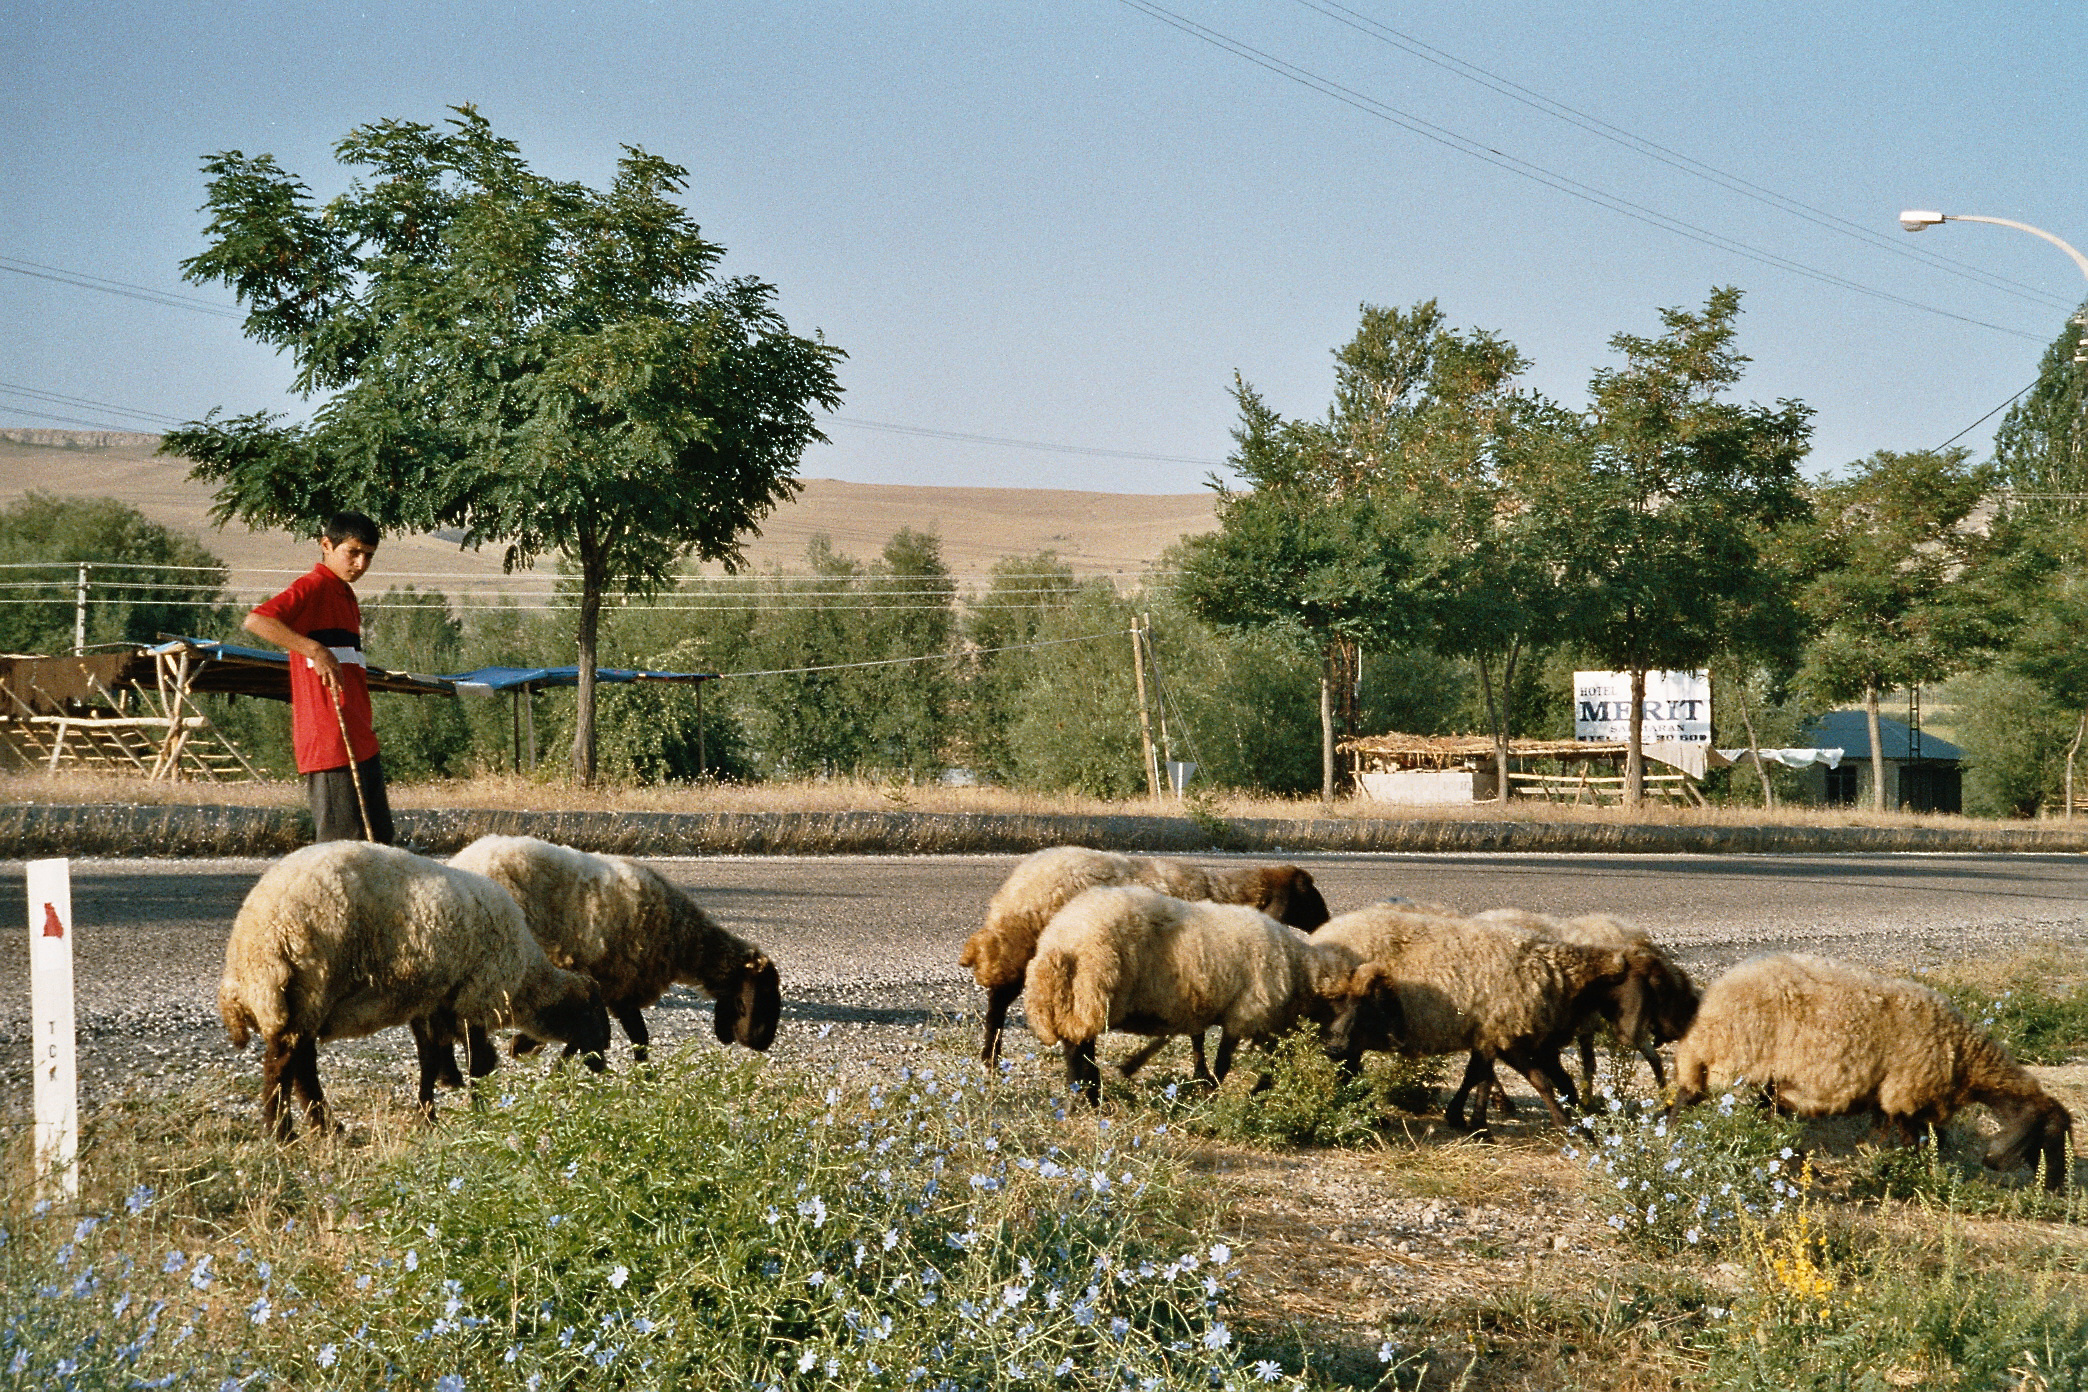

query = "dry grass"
[[0, 766, 2029, 833]]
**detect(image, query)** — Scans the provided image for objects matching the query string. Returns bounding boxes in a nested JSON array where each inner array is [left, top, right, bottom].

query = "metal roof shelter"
[[443, 664, 719, 775]]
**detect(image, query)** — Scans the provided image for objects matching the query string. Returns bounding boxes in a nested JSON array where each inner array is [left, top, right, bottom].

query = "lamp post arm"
[[1942, 215, 2088, 285]]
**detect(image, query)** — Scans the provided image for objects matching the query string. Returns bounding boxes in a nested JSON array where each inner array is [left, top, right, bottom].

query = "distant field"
[[0, 430, 1217, 592]]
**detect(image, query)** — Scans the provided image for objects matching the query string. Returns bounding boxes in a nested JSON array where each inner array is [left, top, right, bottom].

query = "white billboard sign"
[[1574, 670, 1711, 744]]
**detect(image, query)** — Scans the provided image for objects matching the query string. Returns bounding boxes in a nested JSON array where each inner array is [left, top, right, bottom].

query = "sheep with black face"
[[450, 835, 781, 1064]]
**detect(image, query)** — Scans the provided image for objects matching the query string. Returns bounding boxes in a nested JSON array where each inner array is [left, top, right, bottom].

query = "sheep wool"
[[1673, 953, 2074, 1188], [450, 835, 781, 1059], [960, 844, 1330, 1065], [219, 840, 609, 1138], [1022, 884, 1376, 1102], [1314, 904, 1695, 1132]]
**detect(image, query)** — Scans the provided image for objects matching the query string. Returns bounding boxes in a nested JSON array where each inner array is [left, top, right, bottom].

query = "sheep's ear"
[[738, 957, 782, 1051], [713, 969, 744, 1045], [1348, 962, 1394, 996]]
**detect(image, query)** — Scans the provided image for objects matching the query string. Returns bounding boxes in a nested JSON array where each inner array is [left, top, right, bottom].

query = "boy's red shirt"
[[251, 563, 379, 773]]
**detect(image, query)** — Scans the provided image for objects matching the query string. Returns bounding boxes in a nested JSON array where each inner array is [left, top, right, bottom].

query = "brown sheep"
[[960, 845, 1330, 1070], [1315, 905, 1697, 1134], [1672, 953, 2074, 1190]]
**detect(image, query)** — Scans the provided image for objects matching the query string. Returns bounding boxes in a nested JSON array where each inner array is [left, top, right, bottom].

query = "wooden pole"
[[1131, 615, 1160, 799], [330, 691, 376, 842]]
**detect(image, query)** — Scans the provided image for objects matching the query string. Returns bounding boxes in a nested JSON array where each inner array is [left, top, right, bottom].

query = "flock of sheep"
[[217, 840, 2074, 1191]]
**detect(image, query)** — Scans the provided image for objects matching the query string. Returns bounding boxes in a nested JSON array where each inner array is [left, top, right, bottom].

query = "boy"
[[244, 511, 394, 843]]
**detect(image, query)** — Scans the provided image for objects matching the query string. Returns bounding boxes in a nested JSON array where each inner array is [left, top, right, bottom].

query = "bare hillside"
[[0, 430, 1215, 591]]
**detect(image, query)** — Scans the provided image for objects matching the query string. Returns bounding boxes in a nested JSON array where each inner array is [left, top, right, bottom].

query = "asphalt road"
[[5, 850, 2087, 1108]]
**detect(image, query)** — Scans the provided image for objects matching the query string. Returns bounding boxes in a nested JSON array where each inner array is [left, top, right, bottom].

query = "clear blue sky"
[[5, 1, 2083, 495]]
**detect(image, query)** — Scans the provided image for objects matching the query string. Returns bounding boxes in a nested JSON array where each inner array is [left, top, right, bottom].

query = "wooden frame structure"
[[0, 649, 264, 782], [1340, 732, 1719, 807]]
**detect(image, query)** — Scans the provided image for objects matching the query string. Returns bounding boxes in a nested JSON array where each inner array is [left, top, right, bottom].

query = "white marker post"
[[27, 858, 79, 1200]]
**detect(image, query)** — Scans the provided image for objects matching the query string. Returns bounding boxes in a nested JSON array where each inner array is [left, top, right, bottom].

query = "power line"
[[1932, 380, 2039, 453], [0, 255, 242, 318], [833, 415, 1221, 466], [1295, 1, 2079, 314], [721, 630, 1122, 679], [0, 382, 184, 428], [1119, 0, 2048, 343]]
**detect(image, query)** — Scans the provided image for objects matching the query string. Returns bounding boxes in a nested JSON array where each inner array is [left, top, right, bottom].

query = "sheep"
[[960, 845, 1331, 1071], [1671, 953, 2075, 1191], [218, 841, 611, 1139], [1313, 905, 1698, 1134], [449, 835, 781, 1063], [1468, 908, 1697, 1097], [1021, 884, 1394, 1105]]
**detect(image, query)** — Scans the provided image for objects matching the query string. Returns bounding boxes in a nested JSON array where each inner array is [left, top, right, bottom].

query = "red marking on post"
[[41, 903, 64, 939]]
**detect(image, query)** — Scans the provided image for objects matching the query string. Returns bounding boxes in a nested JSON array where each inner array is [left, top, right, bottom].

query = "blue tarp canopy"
[[443, 665, 717, 695]]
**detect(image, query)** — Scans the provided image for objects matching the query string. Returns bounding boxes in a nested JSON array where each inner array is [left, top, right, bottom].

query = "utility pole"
[[72, 564, 88, 656], [1131, 614, 1160, 799]]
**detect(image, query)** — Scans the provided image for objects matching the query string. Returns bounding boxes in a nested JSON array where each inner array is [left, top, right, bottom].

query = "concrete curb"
[[3, 802, 2087, 859]]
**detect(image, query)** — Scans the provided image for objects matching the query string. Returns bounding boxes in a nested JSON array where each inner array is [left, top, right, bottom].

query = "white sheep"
[[1313, 904, 1697, 1134], [1672, 953, 2075, 1190], [1021, 884, 1390, 1105], [218, 841, 611, 1139], [1469, 908, 1697, 1095], [449, 835, 781, 1063], [960, 845, 1331, 1071]]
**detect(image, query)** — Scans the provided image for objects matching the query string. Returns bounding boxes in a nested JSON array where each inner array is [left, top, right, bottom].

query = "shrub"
[[1172, 1027, 1444, 1149], [1571, 1088, 1805, 1255]]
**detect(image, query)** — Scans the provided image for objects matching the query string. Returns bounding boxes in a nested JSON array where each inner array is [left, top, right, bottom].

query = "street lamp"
[[1900, 210, 2088, 360]]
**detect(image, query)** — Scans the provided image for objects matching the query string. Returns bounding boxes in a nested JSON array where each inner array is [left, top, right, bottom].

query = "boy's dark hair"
[[323, 511, 381, 547]]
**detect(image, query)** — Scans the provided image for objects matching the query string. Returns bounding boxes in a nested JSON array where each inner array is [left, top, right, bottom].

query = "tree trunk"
[[1319, 657, 1336, 803], [571, 535, 605, 788], [1865, 683, 1886, 813], [1732, 667, 1775, 809], [1625, 667, 1646, 810], [2067, 709, 2086, 819]]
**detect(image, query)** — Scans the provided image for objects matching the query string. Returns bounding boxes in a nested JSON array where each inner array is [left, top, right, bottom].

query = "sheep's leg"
[[1512, 1051, 1581, 1132], [1190, 1030, 1215, 1085], [1578, 1028, 1600, 1099], [413, 1024, 454, 1114], [462, 1023, 498, 1108], [512, 1033, 546, 1058], [613, 1005, 651, 1065], [464, 1023, 497, 1078], [289, 1037, 331, 1136], [1065, 1039, 1102, 1106], [981, 980, 1022, 1066], [1445, 1052, 1494, 1131], [261, 1034, 299, 1140], [1211, 1031, 1239, 1084], [1636, 1041, 1667, 1092]]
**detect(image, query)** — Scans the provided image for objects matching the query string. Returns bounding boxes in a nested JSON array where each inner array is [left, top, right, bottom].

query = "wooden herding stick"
[[329, 685, 376, 842]]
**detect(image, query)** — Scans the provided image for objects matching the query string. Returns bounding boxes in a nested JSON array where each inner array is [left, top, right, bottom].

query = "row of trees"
[[1175, 288, 2088, 812]]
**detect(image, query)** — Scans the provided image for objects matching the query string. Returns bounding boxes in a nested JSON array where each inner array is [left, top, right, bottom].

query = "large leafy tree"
[[1178, 302, 1537, 798], [161, 106, 844, 783], [0, 492, 231, 655], [1550, 288, 1813, 806], [1991, 303, 2088, 502], [1790, 448, 1992, 811]]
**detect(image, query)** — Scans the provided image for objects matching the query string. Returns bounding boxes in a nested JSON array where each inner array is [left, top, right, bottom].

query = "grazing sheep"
[[1314, 905, 1697, 1134], [961, 845, 1331, 1069], [1672, 954, 2074, 1191], [219, 841, 611, 1139], [1469, 908, 1697, 1095], [449, 835, 781, 1063], [1022, 885, 1394, 1105]]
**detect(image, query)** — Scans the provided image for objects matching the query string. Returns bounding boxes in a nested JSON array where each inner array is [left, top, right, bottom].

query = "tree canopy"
[[161, 106, 844, 781]]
